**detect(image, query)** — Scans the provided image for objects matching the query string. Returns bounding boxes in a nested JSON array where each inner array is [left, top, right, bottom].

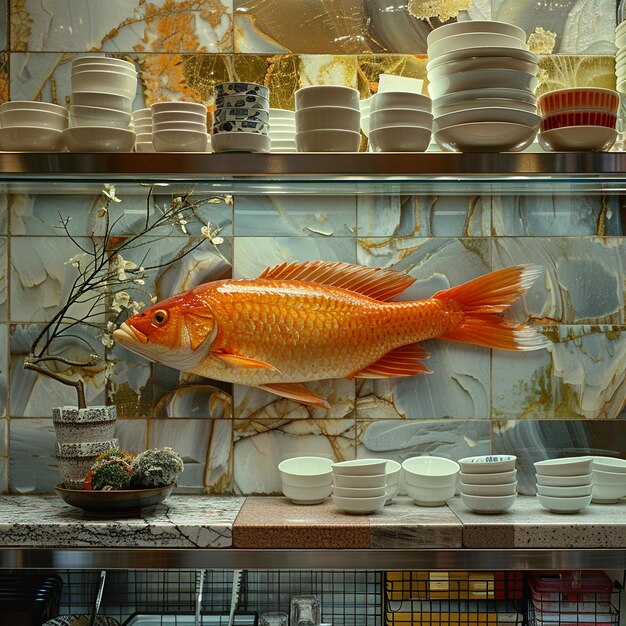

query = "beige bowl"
[[0, 108, 68, 130], [296, 129, 361, 152], [538, 126, 617, 152]]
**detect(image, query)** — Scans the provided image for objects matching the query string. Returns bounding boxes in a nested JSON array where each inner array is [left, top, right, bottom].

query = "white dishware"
[[0, 108, 68, 130], [432, 97, 537, 117], [427, 20, 526, 46], [214, 107, 270, 124], [295, 85, 359, 110], [535, 473, 592, 487], [295, 105, 360, 133], [371, 91, 432, 113], [69, 105, 131, 129], [216, 81, 269, 99], [368, 125, 431, 152], [71, 61, 136, 78], [427, 55, 538, 80], [434, 121, 536, 151], [378, 74, 424, 95], [0, 100, 68, 116], [278, 456, 333, 486], [460, 482, 518, 496], [71, 69, 137, 99], [135, 141, 155, 153], [457, 455, 517, 474], [132, 107, 152, 120], [428, 32, 526, 59], [152, 128, 208, 152], [0, 126, 65, 151], [135, 132, 153, 143], [538, 126, 617, 152], [134, 123, 153, 134], [428, 46, 537, 70], [269, 108, 296, 119], [534, 457, 593, 476], [332, 459, 388, 476], [592, 457, 626, 473], [459, 469, 518, 485], [385, 460, 401, 502], [428, 69, 537, 100], [536, 493, 592, 514], [153, 120, 207, 133], [73, 91, 132, 113], [282, 482, 332, 505], [72, 55, 136, 71], [331, 473, 386, 488], [401, 456, 460, 487], [332, 485, 387, 498], [296, 129, 361, 152], [152, 110, 207, 125], [433, 108, 541, 132], [404, 481, 456, 506], [212, 132, 271, 153], [62, 126, 135, 152], [591, 483, 626, 504], [369, 108, 433, 129], [332, 494, 387, 514], [433, 87, 536, 109], [593, 469, 626, 485], [460, 492, 516, 514], [213, 119, 269, 134], [151, 101, 207, 115], [536, 484, 592, 497]]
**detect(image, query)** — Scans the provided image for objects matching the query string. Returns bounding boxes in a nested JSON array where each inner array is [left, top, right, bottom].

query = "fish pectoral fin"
[[348, 343, 432, 379], [212, 352, 281, 372], [258, 382, 331, 410]]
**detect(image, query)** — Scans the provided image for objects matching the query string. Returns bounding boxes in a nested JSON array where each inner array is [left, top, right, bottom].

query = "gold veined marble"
[[234, 54, 299, 110], [9, 0, 30, 52], [357, 55, 428, 99], [0, 52, 7, 102], [299, 54, 357, 88], [536, 55, 616, 97]]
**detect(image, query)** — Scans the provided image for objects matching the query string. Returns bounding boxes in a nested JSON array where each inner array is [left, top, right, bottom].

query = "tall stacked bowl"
[[151, 101, 209, 152], [427, 21, 540, 152], [269, 108, 296, 152], [212, 82, 270, 153], [458, 455, 517, 513], [331, 459, 388, 514], [534, 457, 593, 513], [0, 101, 67, 151]]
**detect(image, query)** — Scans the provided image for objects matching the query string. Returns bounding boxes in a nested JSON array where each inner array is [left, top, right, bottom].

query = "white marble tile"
[[0, 324, 7, 418], [299, 54, 358, 88]]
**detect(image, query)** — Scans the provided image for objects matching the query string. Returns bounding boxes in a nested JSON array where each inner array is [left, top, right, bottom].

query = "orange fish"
[[113, 261, 548, 410]]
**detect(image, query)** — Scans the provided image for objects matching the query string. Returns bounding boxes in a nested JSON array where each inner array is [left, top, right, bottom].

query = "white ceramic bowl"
[[427, 56, 537, 81], [153, 120, 207, 133], [591, 483, 626, 504], [535, 473, 592, 487], [135, 141, 155, 153], [0, 126, 65, 151], [428, 32, 527, 59], [295, 86, 359, 110], [134, 123, 153, 133], [427, 20, 526, 46], [460, 492, 516, 514], [72, 56, 136, 71], [433, 97, 537, 117], [332, 473, 386, 488], [460, 482, 518, 496], [457, 455, 517, 474], [269, 130, 296, 139], [332, 494, 387, 514], [213, 119, 268, 134], [282, 482, 332, 504], [592, 469, 626, 485], [269, 107, 296, 119], [152, 129, 208, 152], [434, 121, 536, 152], [369, 108, 433, 130], [434, 108, 540, 132], [73, 91, 132, 113], [0, 108, 68, 130], [332, 459, 388, 476], [592, 457, 626, 473], [278, 456, 333, 487], [433, 87, 536, 110], [378, 74, 424, 95], [212, 132, 271, 153], [459, 469, 517, 485], [69, 105, 131, 129], [0, 100, 68, 116], [295, 105, 360, 133], [62, 126, 135, 152], [369, 126, 431, 152], [132, 107, 152, 120], [404, 482, 456, 506], [402, 456, 460, 487], [534, 457, 593, 476], [151, 101, 207, 115], [385, 460, 401, 501], [332, 485, 387, 498], [536, 493, 592, 513], [71, 69, 137, 99], [71, 61, 136, 78], [296, 129, 361, 152], [152, 110, 207, 125], [428, 69, 537, 100], [538, 126, 617, 152], [371, 91, 432, 113], [135, 132, 153, 143], [536, 484, 592, 497], [429, 46, 537, 70]]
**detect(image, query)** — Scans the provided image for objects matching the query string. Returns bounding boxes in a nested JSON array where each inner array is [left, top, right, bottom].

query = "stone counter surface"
[[0, 494, 623, 549]]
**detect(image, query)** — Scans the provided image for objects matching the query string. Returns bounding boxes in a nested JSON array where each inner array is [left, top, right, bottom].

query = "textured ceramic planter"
[[53, 405, 117, 444], [56, 438, 119, 489]]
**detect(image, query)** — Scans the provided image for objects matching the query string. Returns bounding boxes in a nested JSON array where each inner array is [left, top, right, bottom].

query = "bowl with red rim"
[[537, 88, 619, 116], [541, 110, 617, 132]]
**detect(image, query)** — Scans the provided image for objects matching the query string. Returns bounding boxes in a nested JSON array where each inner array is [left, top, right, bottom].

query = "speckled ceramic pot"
[[53, 405, 117, 444], [56, 438, 119, 489]]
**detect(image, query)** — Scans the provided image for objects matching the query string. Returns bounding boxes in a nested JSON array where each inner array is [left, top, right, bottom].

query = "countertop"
[[0, 494, 623, 550]]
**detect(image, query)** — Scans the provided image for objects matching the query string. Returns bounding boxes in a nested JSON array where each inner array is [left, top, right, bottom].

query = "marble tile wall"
[[0, 1, 624, 495]]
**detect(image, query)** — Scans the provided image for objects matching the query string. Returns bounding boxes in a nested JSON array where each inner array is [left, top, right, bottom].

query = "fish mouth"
[[113, 322, 148, 345]]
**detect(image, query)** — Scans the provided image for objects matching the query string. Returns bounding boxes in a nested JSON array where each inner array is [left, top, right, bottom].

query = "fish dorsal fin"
[[348, 343, 432, 379], [258, 261, 415, 301]]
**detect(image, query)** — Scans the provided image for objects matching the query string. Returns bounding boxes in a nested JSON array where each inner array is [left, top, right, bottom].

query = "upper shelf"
[[2, 151, 626, 195]]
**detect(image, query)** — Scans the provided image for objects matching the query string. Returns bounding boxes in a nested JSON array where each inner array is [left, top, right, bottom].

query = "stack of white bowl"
[[132, 107, 153, 152], [277, 456, 333, 505], [458, 455, 518, 514], [534, 457, 593, 513], [368, 91, 432, 152], [151, 101, 209, 152], [331, 459, 388, 514], [426, 20, 540, 152], [591, 456, 626, 504], [402, 456, 460, 507], [65, 56, 136, 152], [295, 86, 361, 152], [0, 101, 67, 151], [616, 22, 626, 92], [212, 82, 270, 153], [269, 108, 296, 152]]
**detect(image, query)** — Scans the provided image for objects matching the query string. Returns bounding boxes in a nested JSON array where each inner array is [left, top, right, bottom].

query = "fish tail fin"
[[436, 265, 549, 352]]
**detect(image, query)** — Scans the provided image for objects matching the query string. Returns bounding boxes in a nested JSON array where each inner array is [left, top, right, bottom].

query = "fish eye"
[[152, 309, 169, 327]]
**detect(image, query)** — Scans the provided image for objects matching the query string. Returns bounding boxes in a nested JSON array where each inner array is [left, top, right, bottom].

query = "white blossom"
[[201, 223, 224, 245], [103, 183, 122, 203], [111, 291, 131, 313], [101, 334, 114, 348], [64, 253, 86, 268], [106, 321, 117, 332], [130, 300, 145, 315]]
